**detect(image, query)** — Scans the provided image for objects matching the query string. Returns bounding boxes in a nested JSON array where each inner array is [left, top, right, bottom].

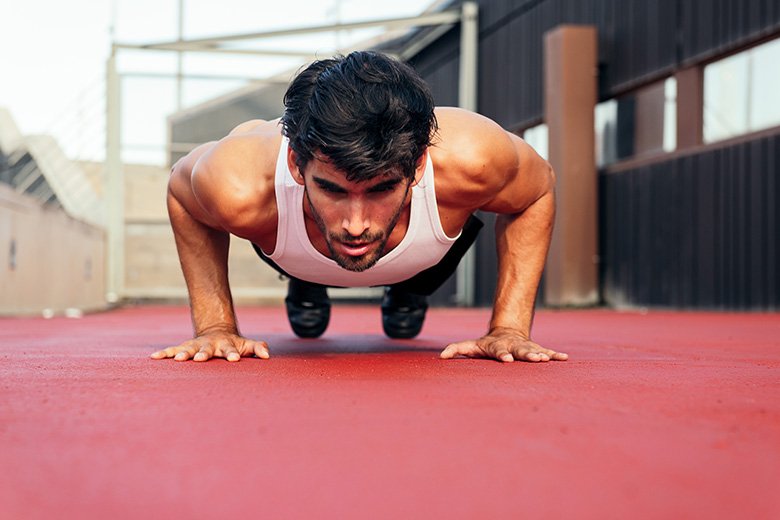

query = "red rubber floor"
[[2, 305, 779, 519]]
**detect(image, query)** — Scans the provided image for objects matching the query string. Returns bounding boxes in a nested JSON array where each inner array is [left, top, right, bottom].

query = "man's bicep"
[[168, 147, 224, 230], [479, 135, 555, 215]]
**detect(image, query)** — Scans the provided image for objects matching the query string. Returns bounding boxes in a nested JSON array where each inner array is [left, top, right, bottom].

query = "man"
[[151, 51, 567, 364]]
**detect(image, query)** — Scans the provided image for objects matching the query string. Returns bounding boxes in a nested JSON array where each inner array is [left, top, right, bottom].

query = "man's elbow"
[[543, 161, 556, 194]]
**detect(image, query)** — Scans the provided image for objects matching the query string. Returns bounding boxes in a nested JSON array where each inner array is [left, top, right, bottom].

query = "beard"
[[305, 188, 408, 272]]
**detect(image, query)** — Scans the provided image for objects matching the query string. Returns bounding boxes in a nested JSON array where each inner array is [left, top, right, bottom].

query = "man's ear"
[[410, 149, 428, 187], [287, 146, 305, 185]]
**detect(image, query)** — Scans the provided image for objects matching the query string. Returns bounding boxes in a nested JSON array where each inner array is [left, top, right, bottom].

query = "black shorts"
[[251, 214, 484, 296]]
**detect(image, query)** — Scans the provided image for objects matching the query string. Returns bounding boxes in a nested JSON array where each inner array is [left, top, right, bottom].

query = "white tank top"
[[261, 138, 460, 287]]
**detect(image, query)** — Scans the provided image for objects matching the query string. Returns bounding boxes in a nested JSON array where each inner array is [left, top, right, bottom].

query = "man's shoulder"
[[431, 108, 519, 209], [191, 122, 283, 236], [205, 120, 283, 168], [227, 118, 280, 137], [212, 119, 282, 159], [433, 108, 517, 169]]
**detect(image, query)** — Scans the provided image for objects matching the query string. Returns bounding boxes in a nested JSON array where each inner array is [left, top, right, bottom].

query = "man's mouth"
[[338, 241, 374, 257]]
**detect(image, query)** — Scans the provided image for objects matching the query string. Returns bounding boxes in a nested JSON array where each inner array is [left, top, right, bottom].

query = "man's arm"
[[483, 189, 565, 361], [151, 143, 270, 362], [440, 129, 567, 363]]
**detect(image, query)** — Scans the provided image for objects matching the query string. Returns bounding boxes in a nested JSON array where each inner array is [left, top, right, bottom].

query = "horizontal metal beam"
[[113, 43, 315, 58], [120, 71, 290, 83], [400, 23, 455, 61], [114, 10, 461, 53]]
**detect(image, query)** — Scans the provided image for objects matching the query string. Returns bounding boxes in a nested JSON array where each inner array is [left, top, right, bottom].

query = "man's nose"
[[342, 201, 370, 237]]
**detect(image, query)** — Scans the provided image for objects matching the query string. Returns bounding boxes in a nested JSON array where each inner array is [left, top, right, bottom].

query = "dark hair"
[[280, 51, 437, 182]]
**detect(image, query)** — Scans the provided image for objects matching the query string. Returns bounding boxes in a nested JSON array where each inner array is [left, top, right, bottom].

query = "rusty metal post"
[[543, 25, 599, 306]]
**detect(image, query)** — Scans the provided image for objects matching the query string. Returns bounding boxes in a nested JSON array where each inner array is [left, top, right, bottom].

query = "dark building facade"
[[407, 0, 780, 310]]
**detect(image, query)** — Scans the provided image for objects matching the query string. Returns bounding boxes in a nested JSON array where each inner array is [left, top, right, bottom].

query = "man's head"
[[280, 51, 437, 272], [280, 51, 437, 182]]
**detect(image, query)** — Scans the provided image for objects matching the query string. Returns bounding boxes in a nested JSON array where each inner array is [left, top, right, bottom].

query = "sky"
[[0, 0, 434, 164]]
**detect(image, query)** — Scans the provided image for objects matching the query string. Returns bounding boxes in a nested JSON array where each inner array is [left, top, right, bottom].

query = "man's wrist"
[[194, 322, 239, 337], [487, 324, 531, 339]]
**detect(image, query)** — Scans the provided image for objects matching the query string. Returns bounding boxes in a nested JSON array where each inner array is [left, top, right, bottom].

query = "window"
[[704, 37, 780, 143], [594, 77, 676, 167], [663, 78, 677, 153], [595, 100, 617, 167], [522, 124, 548, 161], [526, 76, 677, 169]]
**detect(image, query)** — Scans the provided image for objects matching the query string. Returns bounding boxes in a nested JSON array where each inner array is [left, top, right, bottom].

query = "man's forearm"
[[168, 190, 238, 336], [489, 190, 555, 336]]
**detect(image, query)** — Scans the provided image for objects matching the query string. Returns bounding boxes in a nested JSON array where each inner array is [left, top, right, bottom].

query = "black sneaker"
[[285, 279, 330, 338], [381, 287, 428, 339]]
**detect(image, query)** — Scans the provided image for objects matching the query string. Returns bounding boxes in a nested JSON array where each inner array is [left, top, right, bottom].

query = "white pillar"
[[176, 0, 185, 110], [455, 1, 479, 306], [105, 50, 124, 303]]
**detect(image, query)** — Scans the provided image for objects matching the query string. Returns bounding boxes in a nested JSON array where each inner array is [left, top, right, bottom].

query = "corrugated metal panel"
[[408, 0, 780, 309], [600, 134, 780, 310], [411, 0, 780, 128], [680, 0, 780, 64], [408, 27, 460, 108]]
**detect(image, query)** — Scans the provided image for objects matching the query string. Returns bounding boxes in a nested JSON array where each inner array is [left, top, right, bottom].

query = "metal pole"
[[176, 0, 184, 110], [455, 1, 479, 306], [105, 48, 124, 303]]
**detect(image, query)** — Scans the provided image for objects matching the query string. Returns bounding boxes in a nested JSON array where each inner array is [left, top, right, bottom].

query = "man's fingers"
[[524, 351, 544, 362], [224, 348, 241, 362], [212, 338, 240, 362], [192, 340, 216, 362], [152, 338, 271, 362], [151, 345, 184, 359], [440, 341, 479, 359], [151, 348, 172, 359], [527, 345, 569, 362], [152, 334, 273, 363], [175, 350, 194, 361], [496, 350, 514, 363], [441, 334, 568, 364], [510, 343, 568, 362], [151, 343, 199, 361], [441, 340, 514, 362], [193, 349, 214, 361], [225, 339, 269, 361], [440, 341, 467, 359], [252, 341, 271, 360]]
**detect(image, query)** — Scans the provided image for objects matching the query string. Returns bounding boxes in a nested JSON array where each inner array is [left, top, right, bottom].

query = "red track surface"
[[1, 305, 779, 519]]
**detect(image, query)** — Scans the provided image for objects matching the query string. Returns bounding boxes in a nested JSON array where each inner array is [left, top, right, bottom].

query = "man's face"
[[291, 153, 415, 272]]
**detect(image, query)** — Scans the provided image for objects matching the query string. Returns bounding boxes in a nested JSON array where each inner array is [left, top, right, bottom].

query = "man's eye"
[[369, 184, 397, 193], [319, 184, 345, 194]]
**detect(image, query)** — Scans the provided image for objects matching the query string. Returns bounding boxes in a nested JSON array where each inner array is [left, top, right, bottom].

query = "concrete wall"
[[0, 183, 106, 315], [0, 162, 287, 317], [120, 163, 287, 303]]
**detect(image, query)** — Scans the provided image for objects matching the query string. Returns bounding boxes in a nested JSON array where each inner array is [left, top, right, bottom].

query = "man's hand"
[[440, 327, 568, 363], [151, 331, 270, 362]]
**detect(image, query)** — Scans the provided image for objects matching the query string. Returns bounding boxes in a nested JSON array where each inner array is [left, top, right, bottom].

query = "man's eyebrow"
[[312, 177, 347, 192], [367, 178, 403, 191]]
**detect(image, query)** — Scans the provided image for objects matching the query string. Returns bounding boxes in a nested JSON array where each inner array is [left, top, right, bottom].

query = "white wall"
[[0, 183, 106, 315]]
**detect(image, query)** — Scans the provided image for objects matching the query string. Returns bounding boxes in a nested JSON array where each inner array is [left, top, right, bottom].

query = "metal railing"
[[0, 108, 105, 228]]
